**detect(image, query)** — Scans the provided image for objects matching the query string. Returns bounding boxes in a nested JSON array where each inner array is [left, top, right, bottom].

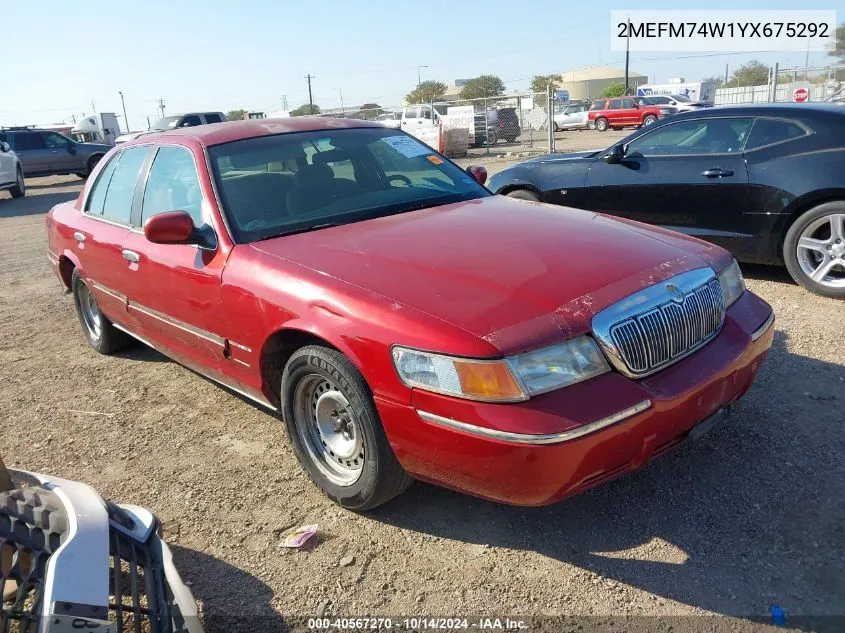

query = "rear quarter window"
[[590, 100, 607, 111], [744, 118, 808, 150]]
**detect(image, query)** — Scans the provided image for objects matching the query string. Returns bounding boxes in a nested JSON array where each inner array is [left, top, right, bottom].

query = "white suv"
[[0, 139, 24, 199]]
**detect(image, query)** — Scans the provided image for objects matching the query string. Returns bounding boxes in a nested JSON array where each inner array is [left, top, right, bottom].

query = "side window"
[[608, 100, 623, 110], [101, 146, 149, 223], [85, 153, 121, 215], [43, 132, 71, 148], [141, 146, 203, 226], [589, 100, 606, 111], [621, 98, 635, 109], [419, 105, 433, 120], [626, 118, 754, 156], [744, 119, 807, 150], [203, 113, 223, 124], [14, 133, 46, 150], [178, 115, 202, 128], [403, 106, 419, 119]]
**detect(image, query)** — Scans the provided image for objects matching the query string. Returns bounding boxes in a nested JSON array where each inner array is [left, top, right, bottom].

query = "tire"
[[486, 131, 498, 145], [281, 345, 413, 511], [611, 126, 621, 131], [504, 136, 518, 143], [81, 154, 104, 179], [506, 189, 541, 202], [9, 167, 25, 198], [553, 122, 560, 132], [782, 201, 845, 298], [642, 115, 658, 126], [71, 268, 133, 354], [595, 118, 608, 132]]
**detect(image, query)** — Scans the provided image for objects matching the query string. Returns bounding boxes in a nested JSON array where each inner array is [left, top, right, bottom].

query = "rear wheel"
[[595, 118, 608, 132], [642, 115, 658, 126], [81, 154, 104, 179], [71, 269, 133, 354], [282, 345, 412, 511], [9, 167, 25, 198], [783, 202, 845, 298], [506, 189, 541, 202]]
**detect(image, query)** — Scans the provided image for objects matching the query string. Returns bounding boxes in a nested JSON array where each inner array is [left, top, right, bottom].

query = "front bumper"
[[376, 291, 774, 506]]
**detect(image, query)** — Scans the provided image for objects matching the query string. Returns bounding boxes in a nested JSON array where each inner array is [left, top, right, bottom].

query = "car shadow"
[[741, 263, 797, 286], [169, 545, 287, 633], [371, 330, 845, 621], [115, 344, 170, 363], [0, 191, 79, 218]]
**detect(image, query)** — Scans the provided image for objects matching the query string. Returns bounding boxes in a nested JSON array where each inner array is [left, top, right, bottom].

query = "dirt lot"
[[1, 153, 843, 632]]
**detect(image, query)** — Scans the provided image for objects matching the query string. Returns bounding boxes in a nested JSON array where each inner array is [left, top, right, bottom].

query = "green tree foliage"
[[702, 75, 726, 88], [290, 104, 321, 116], [459, 75, 506, 100], [726, 60, 770, 87], [530, 74, 563, 94], [358, 103, 383, 119], [834, 23, 845, 61], [599, 81, 626, 98], [405, 81, 448, 105], [226, 109, 248, 121]]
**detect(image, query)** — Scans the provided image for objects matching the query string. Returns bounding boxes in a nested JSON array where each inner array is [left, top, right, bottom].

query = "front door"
[[582, 117, 754, 249], [119, 144, 230, 382], [42, 132, 80, 172]]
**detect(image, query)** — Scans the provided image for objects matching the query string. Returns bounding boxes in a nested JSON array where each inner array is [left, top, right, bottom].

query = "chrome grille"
[[608, 278, 725, 375]]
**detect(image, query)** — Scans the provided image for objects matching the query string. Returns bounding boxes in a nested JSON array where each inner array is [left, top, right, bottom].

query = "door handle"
[[73, 232, 85, 243], [702, 168, 734, 178], [122, 249, 140, 263]]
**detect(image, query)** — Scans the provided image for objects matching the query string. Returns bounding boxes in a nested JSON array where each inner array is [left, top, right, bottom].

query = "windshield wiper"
[[259, 222, 341, 240]]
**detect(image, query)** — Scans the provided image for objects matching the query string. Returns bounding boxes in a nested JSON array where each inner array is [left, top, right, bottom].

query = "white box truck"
[[636, 80, 717, 105]]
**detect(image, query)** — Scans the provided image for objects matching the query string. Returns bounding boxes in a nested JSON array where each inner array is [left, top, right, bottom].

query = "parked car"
[[375, 111, 402, 128], [0, 139, 25, 198], [553, 102, 590, 131], [115, 111, 227, 144], [633, 96, 679, 118], [587, 97, 667, 131], [0, 127, 112, 179], [638, 94, 711, 112], [46, 118, 774, 510], [473, 107, 521, 145], [488, 103, 845, 298]]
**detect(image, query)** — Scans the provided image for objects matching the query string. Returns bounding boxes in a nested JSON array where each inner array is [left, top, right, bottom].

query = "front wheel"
[[9, 167, 25, 198], [282, 345, 413, 511], [783, 202, 845, 298], [595, 118, 608, 132], [506, 189, 540, 202], [642, 115, 658, 126]]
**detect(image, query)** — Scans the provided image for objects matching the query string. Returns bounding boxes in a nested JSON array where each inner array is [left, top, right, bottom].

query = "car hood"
[[251, 196, 729, 354], [76, 142, 112, 152], [519, 150, 598, 164]]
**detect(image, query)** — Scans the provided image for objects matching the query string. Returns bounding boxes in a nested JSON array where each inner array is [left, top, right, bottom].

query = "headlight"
[[392, 336, 609, 402], [718, 259, 745, 307]]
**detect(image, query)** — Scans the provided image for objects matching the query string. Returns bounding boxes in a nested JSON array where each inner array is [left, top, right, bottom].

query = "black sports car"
[[487, 104, 845, 298]]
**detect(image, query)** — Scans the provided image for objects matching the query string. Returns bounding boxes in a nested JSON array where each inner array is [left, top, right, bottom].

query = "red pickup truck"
[[587, 96, 667, 131]]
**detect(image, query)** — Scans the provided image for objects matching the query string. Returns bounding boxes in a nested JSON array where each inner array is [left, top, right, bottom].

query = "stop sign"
[[793, 87, 809, 102]]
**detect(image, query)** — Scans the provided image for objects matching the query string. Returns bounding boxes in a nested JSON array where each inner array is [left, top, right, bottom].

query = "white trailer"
[[636, 80, 717, 104]]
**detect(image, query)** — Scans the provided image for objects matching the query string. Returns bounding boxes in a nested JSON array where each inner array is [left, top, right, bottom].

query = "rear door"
[[582, 116, 754, 248], [605, 99, 624, 126], [11, 132, 50, 175], [619, 98, 639, 126], [42, 131, 81, 172], [119, 143, 230, 380], [71, 145, 152, 325]]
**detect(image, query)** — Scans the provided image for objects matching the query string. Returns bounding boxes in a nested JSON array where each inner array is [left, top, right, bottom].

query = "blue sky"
[[3, 0, 838, 131]]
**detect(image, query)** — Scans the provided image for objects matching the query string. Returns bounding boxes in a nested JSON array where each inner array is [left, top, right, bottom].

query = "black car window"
[[608, 100, 623, 110], [203, 113, 223, 124], [589, 100, 607, 111], [178, 115, 202, 128], [101, 146, 149, 224], [43, 132, 72, 148], [744, 118, 808, 150], [626, 118, 754, 156], [85, 153, 121, 215], [13, 132, 47, 151], [621, 98, 635, 109], [142, 146, 203, 226]]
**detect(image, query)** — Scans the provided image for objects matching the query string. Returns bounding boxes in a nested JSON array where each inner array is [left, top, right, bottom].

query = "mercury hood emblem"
[[666, 283, 685, 303]]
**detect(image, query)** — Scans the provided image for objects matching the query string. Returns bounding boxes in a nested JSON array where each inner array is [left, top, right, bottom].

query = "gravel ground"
[[1, 163, 843, 632]]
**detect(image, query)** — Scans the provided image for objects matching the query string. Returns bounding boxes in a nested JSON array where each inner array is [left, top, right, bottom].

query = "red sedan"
[[45, 118, 775, 510]]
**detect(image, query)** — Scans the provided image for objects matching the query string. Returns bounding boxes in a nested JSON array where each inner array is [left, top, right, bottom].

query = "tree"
[[727, 60, 770, 87], [358, 103, 383, 119], [530, 74, 563, 95], [405, 80, 447, 105], [459, 75, 505, 100], [226, 109, 248, 121], [290, 104, 320, 116], [599, 81, 626, 98], [701, 75, 726, 88]]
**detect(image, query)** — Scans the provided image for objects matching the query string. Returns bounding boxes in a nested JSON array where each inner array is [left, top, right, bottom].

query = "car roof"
[[672, 103, 845, 118], [127, 117, 384, 147]]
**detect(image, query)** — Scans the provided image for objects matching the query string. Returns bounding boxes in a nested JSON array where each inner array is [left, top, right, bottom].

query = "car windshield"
[[151, 116, 181, 130], [208, 127, 490, 243], [672, 94, 692, 102]]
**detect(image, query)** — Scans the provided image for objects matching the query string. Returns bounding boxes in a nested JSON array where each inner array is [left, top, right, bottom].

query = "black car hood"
[[519, 150, 599, 164]]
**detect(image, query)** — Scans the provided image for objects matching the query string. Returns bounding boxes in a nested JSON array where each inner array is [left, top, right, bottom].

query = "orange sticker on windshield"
[[426, 155, 444, 165]]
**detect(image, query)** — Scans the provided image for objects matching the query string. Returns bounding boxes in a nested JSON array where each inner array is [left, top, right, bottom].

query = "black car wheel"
[[783, 202, 845, 298], [642, 115, 658, 126], [81, 154, 104, 179], [595, 118, 608, 132], [9, 167, 25, 199], [282, 345, 413, 511], [71, 269, 133, 354], [506, 189, 541, 202]]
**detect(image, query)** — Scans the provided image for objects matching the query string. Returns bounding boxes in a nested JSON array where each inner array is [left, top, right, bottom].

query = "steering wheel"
[[387, 174, 413, 187]]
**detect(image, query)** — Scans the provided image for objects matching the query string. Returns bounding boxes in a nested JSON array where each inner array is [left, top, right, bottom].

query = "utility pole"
[[417, 65, 429, 87], [92, 100, 97, 114], [157, 98, 166, 118], [335, 88, 345, 115], [725, 64, 729, 84], [624, 17, 631, 95], [282, 95, 288, 110], [71, 114, 77, 124], [305, 75, 315, 114], [118, 91, 129, 133]]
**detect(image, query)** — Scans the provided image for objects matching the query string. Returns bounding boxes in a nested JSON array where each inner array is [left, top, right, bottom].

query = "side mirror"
[[0, 142, 10, 153], [144, 211, 216, 249], [466, 165, 487, 185], [603, 144, 625, 164]]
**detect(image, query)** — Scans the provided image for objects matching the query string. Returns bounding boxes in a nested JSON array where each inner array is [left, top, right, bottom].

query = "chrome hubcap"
[[797, 213, 845, 288], [293, 375, 364, 486], [77, 282, 102, 339]]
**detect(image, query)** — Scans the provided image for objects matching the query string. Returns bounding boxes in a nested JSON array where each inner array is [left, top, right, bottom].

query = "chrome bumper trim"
[[416, 400, 652, 446], [751, 311, 775, 342]]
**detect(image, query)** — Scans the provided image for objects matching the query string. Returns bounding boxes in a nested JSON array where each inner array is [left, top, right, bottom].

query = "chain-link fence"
[[714, 65, 845, 106]]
